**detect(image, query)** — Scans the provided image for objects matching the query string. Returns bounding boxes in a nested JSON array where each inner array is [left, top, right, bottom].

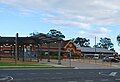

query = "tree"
[[110, 48, 115, 52], [93, 43, 101, 48], [96, 37, 114, 50], [29, 32, 39, 36], [47, 29, 65, 39], [117, 34, 120, 46], [69, 38, 75, 42], [74, 37, 90, 47]]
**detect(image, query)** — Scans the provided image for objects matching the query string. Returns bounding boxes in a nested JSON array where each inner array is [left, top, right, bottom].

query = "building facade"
[[0, 35, 115, 61]]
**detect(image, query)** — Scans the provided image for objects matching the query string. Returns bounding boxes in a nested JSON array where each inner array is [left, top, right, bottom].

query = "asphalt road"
[[0, 69, 120, 82]]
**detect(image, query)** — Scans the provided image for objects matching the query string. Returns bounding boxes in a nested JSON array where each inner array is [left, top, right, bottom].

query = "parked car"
[[93, 56, 99, 60], [115, 57, 120, 60], [93, 54, 99, 60], [102, 57, 119, 63]]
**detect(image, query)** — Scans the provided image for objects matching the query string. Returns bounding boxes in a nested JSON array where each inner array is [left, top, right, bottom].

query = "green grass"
[[0, 62, 54, 69], [0, 62, 49, 66]]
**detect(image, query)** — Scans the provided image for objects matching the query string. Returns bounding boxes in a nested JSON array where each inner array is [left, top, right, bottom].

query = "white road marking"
[[73, 67, 79, 69], [7, 76, 14, 82], [99, 72, 101, 74], [0, 76, 13, 82], [109, 72, 117, 76], [99, 72, 117, 77], [98, 72, 107, 76]]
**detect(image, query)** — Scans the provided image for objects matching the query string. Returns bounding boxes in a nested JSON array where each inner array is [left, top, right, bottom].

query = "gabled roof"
[[64, 41, 75, 49], [77, 47, 115, 54], [0, 37, 35, 45], [0, 34, 64, 45]]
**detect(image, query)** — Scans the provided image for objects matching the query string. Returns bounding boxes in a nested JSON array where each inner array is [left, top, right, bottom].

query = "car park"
[[115, 57, 120, 60], [93, 56, 99, 60], [102, 57, 119, 63]]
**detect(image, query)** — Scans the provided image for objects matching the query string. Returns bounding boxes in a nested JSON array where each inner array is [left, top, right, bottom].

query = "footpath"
[[38, 59, 120, 69]]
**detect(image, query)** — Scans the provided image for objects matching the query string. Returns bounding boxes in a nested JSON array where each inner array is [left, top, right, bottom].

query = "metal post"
[[58, 41, 62, 65], [15, 33, 18, 65]]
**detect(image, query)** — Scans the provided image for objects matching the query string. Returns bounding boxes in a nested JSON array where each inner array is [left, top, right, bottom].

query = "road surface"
[[0, 69, 120, 82]]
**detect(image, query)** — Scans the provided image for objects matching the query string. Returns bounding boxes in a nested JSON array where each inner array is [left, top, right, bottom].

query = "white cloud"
[[0, 0, 120, 26], [88, 27, 111, 38], [0, 0, 120, 33], [0, 0, 120, 53], [76, 27, 111, 39], [42, 18, 90, 30], [100, 27, 111, 34]]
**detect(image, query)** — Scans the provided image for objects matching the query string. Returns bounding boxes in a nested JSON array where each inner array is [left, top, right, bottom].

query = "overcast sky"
[[0, 0, 120, 53]]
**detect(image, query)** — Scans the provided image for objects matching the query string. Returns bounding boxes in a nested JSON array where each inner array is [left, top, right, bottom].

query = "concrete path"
[[38, 59, 120, 69]]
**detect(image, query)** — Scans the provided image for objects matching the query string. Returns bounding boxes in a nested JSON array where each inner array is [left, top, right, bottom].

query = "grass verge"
[[0, 62, 54, 69]]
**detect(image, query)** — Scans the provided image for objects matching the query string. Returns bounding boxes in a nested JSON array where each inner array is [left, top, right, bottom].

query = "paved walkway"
[[38, 59, 120, 69]]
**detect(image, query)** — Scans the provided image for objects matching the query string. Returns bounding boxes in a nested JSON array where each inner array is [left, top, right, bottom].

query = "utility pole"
[[15, 33, 18, 65]]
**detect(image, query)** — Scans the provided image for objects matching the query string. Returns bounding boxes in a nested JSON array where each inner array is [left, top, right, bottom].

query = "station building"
[[0, 33, 81, 61], [0, 33, 116, 61]]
